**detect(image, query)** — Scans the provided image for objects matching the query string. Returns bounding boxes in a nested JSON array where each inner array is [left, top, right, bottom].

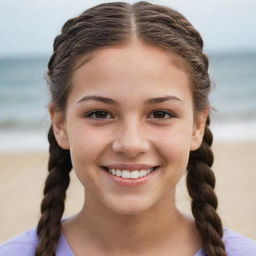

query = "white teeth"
[[122, 170, 131, 178], [131, 171, 139, 178], [107, 168, 154, 179], [116, 170, 122, 177]]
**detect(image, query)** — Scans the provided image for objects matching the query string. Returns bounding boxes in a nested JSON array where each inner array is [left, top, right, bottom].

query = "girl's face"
[[51, 40, 207, 215]]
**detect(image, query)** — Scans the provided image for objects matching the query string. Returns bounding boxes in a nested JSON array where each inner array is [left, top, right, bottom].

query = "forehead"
[[68, 41, 192, 104], [74, 41, 189, 76]]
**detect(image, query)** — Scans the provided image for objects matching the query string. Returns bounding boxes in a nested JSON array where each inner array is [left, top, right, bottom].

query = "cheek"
[[153, 127, 192, 190], [153, 122, 192, 167], [67, 125, 109, 179]]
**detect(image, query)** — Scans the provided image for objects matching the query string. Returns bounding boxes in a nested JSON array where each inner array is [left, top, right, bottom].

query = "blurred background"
[[0, 0, 256, 243]]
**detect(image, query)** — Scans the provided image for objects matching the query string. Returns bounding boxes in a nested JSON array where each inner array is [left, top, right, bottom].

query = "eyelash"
[[84, 109, 177, 122]]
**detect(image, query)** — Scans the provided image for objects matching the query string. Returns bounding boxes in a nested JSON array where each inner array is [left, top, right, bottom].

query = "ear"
[[190, 109, 209, 151], [48, 103, 70, 150]]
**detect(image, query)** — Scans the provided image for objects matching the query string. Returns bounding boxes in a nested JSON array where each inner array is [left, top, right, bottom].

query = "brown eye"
[[150, 110, 176, 120], [84, 109, 176, 122], [85, 110, 112, 121]]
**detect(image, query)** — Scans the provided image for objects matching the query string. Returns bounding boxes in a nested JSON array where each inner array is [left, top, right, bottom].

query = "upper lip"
[[103, 164, 159, 171]]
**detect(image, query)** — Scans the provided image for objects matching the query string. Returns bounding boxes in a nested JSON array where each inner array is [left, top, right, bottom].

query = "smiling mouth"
[[100, 166, 159, 179]]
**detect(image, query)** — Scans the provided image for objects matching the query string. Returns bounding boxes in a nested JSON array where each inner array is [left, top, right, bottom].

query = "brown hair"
[[36, 1, 226, 255]]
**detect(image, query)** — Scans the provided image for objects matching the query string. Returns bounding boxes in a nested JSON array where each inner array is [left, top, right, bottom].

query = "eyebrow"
[[77, 94, 183, 105]]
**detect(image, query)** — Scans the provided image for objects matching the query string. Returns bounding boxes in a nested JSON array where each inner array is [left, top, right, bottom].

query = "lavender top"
[[1, 220, 256, 256]]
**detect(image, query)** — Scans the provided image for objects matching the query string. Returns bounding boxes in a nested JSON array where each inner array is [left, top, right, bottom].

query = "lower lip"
[[100, 167, 160, 187]]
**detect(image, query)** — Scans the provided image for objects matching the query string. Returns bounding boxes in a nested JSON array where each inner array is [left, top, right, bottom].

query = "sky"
[[0, 0, 256, 57]]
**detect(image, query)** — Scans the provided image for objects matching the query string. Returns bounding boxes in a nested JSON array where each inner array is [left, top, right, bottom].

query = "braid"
[[35, 126, 72, 256], [41, 2, 228, 255], [187, 116, 226, 256]]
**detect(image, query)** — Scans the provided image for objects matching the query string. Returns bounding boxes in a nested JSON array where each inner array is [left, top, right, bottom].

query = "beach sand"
[[0, 142, 256, 242]]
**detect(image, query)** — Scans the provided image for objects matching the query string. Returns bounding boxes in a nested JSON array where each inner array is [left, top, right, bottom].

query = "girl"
[[1, 1, 256, 256]]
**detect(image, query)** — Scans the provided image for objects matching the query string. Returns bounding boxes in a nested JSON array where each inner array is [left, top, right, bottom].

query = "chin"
[[105, 197, 155, 216]]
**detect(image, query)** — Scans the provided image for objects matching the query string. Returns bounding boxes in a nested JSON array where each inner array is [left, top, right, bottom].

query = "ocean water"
[[0, 52, 256, 152]]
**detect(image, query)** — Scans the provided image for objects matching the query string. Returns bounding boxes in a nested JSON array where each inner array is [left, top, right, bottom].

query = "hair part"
[[36, 1, 226, 255]]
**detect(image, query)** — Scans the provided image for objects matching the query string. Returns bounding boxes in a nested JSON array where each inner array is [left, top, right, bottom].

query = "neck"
[[62, 190, 200, 255]]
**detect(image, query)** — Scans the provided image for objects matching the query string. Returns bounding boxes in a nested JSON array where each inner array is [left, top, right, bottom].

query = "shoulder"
[[0, 228, 38, 256], [223, 227, 256, 255]]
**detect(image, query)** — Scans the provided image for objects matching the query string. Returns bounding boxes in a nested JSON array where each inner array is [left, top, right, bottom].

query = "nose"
[[112, 120, 150, 157]]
